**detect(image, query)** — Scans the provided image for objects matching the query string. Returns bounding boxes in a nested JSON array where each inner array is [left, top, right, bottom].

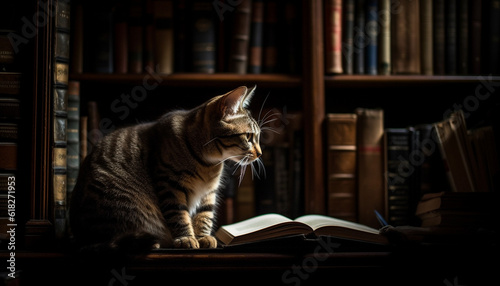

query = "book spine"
[[234, 166, 255, 222], [356, 108, 384, 228], [229, 0, 252, 74], [113, 4, 128, 74], [0, 32, 17, 72], [378, 0, 390, 75], [128, 0, 144, 74], [88, 4, 114, 73], [143, 0, 155, 71], [326, 114, 357, 222], [263, 0, 278, 73], [487, 0, 500, 74], [445, 0, 457, 75], [420, 0, 433, 75], [353, 0, 365, 74], [433, 0, 446, 75], [364, 0, 377, 75], [67, 81, 80, 202], [385, 128, 412, 226], [87, 101, 102, 154], [469, 0, 482, 74], [325, 0, 343, 74], [192, 1, 216, 73], [392, 0, 420, 74], [342, 0, 355, 75], [52, 0, 71, 239], [274, 145, 290, 217], [284, 0, 301, 74], [0, 143, 17, 170], [154, 0, 175, 74], [248, 0, 264, 74], [288, 113, 304, 218], [174, 0, 189, 72], [457, 0, 468, 75]]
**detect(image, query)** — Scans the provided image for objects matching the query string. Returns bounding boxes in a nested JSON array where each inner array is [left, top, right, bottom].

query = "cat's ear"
[[242, 85, 256, 109], [220, 86, 249, 116]]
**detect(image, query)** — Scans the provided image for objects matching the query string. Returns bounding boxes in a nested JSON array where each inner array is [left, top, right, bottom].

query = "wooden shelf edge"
[[69, 73, 302, 88], [325, 74, 500, 88]]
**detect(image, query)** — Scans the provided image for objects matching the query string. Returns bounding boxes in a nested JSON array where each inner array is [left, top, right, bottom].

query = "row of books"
[[326, 0, 500, 75], [326, 109, 498, 229], [73, 0, 301, 75], [0, 0, 76, 243], [0, 30, 21, 239]]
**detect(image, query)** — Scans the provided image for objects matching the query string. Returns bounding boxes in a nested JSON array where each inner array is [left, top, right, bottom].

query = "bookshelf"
[[69, 73, 302, 88], [1, 0, 499, 250], [325, 75, 500, 88]]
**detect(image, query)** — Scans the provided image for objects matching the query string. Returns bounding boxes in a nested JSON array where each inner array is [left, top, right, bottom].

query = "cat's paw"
[[173, 236, 200, 249], [197, 235, 218, 248]]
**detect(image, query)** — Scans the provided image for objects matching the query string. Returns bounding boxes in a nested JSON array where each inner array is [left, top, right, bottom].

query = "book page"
[[295, 215, 380, 235], [221, 213, 294, 237]]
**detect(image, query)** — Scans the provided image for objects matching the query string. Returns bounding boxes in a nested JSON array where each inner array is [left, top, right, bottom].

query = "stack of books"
[[415, 191, 496, 228]]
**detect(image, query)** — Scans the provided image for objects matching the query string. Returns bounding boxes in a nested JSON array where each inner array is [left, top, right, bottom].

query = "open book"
[[215, 213, 388, 246]]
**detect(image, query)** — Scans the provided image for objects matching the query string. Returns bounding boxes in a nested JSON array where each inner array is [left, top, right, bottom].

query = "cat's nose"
[[256, 152, 262, 158]]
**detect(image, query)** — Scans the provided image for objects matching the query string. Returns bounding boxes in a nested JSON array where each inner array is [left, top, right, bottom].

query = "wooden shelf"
[[69, 73, 302, 88], [325, 75, 500, 88]]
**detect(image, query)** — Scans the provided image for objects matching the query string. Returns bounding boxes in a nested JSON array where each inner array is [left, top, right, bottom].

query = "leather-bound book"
[[356, 108, 385, 228], [229, 0, 252, 74], [326, 114, 357, 222]]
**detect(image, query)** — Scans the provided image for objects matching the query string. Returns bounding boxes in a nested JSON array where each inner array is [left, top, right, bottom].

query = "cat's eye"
[[246, 133, 253, 141]]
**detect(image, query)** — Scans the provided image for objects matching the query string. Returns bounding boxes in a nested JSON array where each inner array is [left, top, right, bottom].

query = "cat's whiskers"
[[216, 154, 245, 166]]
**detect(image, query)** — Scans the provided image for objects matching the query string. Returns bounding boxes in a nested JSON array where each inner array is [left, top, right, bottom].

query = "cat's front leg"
[[159, 187, 199, 249], [192, 190, 218, 248]]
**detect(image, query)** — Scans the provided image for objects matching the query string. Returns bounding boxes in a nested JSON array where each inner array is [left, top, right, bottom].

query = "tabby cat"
[[70, 86, 262, 252]]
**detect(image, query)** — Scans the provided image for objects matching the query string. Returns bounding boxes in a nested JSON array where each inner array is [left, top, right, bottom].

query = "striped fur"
[[70, 86, 262, 251]]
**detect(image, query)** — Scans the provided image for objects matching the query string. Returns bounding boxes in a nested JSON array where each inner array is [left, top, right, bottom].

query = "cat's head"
[[204, 86, 262, 168]]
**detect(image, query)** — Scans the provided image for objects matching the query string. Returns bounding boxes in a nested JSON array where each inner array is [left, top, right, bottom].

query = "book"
[[342, 0, 355, 75], [356, 108, 385, 228], [392, 0, 420, 74], [263, 0, 278, 73], [378, 0, 390, 75], [128, 0, 144, 74], [486, 0, 500, 74], [192, 1, 216, 73], [215, 213, 388, 246], [52, 0, 71, 240], [445, 0, 457, 75], [326, 114, 357, 222], [67, 81, 80, 201], [153, 0, 174, 74], [415, 191, 495, 215], [283, 0, 301, 74], [70, 3, 83, 74], [433, 111, 477, 192], [353, 0, 365, 74], [113, 3, 128, 74], [325, 0, 343, 74], [433, 0, 446, 74], [415, 191, 497, 227], [248, 0, 264, 74], [364, 0, 377, 75], [385, 128, 420, 226], [86, 3, 114, 73], [228, 0, 252, 74], [457, 0, 468, 75], [420, 0, 433, 75], [469, 0, 482, 74]]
